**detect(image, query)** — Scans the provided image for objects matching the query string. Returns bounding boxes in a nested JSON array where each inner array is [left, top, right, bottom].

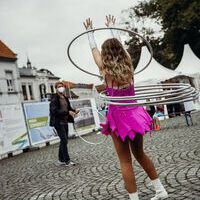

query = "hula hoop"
[[67, 27, 153, 79], [101, 84, 192, 100], [99, 83, 199, 106], [73, 107, 107, 145]]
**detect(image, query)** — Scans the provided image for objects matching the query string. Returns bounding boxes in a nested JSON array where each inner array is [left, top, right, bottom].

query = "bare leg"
[[110, 132, 137, 193], [130, 133, 168, 200], [129, 133, 158, 180]]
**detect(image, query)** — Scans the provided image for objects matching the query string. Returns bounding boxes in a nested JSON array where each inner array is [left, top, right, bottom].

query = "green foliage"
[[123, 0, 200, 69]]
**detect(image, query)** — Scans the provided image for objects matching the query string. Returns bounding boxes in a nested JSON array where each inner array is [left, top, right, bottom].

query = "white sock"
[[151, 178, 165, 191], [129, 192, 139, 200]]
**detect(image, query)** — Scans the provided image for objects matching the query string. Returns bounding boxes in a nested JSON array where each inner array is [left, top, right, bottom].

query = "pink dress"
[[101, 83, 153, 141]]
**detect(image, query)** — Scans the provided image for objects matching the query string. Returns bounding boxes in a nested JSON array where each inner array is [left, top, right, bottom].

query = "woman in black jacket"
[[50, 81, 79, 166]]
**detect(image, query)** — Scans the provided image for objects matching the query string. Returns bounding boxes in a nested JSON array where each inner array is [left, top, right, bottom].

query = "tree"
[[122, 0, 200, 69]]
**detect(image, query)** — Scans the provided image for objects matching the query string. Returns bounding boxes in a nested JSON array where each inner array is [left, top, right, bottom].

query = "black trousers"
[[184, 111, 193, 126], [55, 123, 70, 163]]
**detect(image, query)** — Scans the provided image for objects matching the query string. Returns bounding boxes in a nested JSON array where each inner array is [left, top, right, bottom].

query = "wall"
[[0, 61, 21, 105]]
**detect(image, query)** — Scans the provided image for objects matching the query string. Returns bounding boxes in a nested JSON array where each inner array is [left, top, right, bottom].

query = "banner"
[[70, 98, 100, 134], [23, 102, 58, 146], [23, 98, 100, 145], [0, 104, 29, 155]]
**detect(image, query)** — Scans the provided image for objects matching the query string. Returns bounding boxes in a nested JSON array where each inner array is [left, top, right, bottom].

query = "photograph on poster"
[[71, 99, 96, 131]]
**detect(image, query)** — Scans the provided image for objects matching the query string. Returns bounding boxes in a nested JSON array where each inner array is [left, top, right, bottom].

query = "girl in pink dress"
[[83, 15, 168, 200]]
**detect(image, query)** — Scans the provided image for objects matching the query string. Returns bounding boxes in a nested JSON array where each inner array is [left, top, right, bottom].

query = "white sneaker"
[[151, 189, 168, 200], [65, 160, 76, 166], [58, 160, 66, 165]]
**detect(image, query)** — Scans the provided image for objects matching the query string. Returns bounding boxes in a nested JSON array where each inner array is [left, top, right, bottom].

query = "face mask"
[[57, 87, 65, 93]]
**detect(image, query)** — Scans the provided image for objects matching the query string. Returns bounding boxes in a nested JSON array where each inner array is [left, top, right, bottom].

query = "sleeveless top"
[[100, 75, 153, 141]]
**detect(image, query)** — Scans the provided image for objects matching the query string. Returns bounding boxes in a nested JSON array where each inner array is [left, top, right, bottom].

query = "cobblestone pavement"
[[0, 112, 200, 200]]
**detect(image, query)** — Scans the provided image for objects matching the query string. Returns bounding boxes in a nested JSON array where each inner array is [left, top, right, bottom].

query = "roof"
[[161, 75, 195, 87], [175, 44, 200, 75], [19, 67, 60, 79], [74, 83, 93, 89], [18, 67, 35, 77], [65, 88, 79, 99], [134, 46, 179, 85], [0, 40, 17, 61], [63, 81, 75, 88], [63, 81, 93, 89], [38, 68, 60, 79], [95, 84, 106, 93], [48, 76, 60, 80], [162, 74, 194, 82]]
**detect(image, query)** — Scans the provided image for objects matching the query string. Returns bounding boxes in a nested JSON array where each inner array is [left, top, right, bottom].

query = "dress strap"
[[105, 74, 108, 87], [131, 77, 134, 93], [111, 79, 114, 96], [111, 79, 114, 88]]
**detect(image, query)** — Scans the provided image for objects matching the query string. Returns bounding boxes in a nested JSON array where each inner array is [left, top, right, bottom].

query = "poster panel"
[[0, 104, 29, 155], [23, 102, 58, 146], [70, 98, 100, 134], [23, 98, 100, 145]]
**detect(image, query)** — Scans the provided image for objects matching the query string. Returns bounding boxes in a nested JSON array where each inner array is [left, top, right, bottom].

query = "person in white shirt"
[[183, 101, 195, 126]]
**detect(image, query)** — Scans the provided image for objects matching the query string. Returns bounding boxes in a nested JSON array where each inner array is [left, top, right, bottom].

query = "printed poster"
[[23, 102, 58, 145], [0, 104, 29, 155]]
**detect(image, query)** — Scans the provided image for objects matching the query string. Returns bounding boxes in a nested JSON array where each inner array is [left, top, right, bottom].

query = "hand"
[[105, 14, 116, 27], [69, 111, 76, 118], [83, 18, 93, 30], [75, 109, 80, 114]]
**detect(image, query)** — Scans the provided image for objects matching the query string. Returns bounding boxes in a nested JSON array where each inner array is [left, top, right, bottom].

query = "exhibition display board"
[[0, 104, 29, 155], [23, 98, 100, 145], [23, 102, 58, 146], [0, 98, 100, 156]]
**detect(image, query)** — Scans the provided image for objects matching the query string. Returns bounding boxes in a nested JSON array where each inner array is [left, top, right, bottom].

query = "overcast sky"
[[0, 0, 138, 84]]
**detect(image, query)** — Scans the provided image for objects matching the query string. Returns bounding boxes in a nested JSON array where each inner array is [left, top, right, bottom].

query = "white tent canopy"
[[175, 44, 200, 75], [175, 44, 200, 90], [134, 46, 179, 85]]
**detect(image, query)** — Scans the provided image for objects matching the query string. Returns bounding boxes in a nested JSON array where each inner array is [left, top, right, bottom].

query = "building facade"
[[0, 40, 21, 105], [19, 60, 60, 102]]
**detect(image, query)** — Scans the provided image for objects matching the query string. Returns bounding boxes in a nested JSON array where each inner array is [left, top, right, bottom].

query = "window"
[[5, 71, 14, 92], [28, 84, 34, 100], [50, 85, 54, 93], [22, 85, 28, 100]]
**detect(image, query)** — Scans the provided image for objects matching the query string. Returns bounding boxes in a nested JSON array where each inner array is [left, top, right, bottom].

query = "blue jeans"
[[55, 123, 70, 163]]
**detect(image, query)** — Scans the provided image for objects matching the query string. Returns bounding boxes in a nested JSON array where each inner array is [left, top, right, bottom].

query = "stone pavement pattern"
[[0, 113, 200, 200]]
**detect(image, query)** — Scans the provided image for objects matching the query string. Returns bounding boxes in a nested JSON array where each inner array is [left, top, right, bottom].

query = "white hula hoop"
[[73, 107, 108, 145], [99, 83, 199, 106], [67, 27, 153, 79]]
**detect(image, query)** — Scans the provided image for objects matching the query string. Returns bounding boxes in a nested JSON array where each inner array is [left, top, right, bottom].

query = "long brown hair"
[[101, 38, 133, 84]]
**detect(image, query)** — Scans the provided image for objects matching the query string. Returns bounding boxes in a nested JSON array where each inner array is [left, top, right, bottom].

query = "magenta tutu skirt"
[[100, 84, 153, 141]]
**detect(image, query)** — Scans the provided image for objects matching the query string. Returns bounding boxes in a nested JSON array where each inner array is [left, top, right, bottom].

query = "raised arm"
[[83, 18, 104, 71], [105, 15, 121, 42]]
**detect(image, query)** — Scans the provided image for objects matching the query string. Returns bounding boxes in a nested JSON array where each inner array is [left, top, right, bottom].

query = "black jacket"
[[49, 93, 75, 127]]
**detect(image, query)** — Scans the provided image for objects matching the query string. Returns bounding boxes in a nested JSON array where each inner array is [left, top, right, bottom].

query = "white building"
[[19, 59, 60, 102], [0, 40, 21, 105]]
